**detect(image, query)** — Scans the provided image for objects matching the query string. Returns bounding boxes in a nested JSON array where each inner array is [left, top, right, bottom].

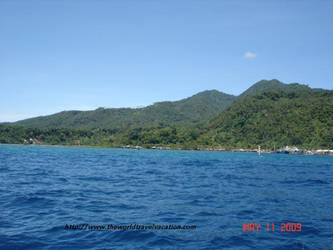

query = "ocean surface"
[[0, 145, 332, 249]]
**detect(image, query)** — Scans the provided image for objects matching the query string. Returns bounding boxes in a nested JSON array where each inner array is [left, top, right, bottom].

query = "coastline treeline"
[[1, 88, 332, 150]]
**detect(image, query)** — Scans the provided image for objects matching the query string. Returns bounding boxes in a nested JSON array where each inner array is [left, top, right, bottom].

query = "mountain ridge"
[[11, 79, 328, 129], [12, 89, 236, 129], [1, 84, 332, 149], [197, 88, 333, 148]]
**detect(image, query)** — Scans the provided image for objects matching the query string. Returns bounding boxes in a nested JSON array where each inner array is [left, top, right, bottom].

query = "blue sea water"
[[0, 145, 332, 249]]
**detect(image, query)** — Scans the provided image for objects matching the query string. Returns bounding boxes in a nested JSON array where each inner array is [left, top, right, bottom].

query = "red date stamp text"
[[243, 223, 302, 232]]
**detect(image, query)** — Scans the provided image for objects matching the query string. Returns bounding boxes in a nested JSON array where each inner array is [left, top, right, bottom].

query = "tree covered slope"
[[1, 89, 332, 149], [13, 90, 236, 129], [198, 89, 333, 149], [238, 79, 311, 98], [10, 79, 332, 139]]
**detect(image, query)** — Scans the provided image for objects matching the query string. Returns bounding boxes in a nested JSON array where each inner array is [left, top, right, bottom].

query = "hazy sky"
[[1, 0, 333, 122]]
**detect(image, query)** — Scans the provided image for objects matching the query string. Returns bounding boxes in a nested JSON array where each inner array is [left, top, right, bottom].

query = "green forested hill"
[[12, 79, 321, 129], [1, 89, 332, 149], [13, 90, 236, 129], [198, 89, 333, 149], [4, 79, 332, 150], [238, 79, 311, 98]]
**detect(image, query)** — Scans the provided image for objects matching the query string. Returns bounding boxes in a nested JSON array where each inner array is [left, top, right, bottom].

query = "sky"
[[1, 0, 333, 122]]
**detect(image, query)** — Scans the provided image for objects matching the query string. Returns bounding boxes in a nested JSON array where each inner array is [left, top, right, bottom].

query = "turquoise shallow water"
[[0, 145, 332, 249]]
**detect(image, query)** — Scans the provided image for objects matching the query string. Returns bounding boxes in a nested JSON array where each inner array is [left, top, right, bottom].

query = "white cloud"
[[244, 51, 257, 58]]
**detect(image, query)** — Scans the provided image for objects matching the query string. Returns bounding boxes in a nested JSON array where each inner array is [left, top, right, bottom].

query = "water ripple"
[[0, 145, 332, 249]]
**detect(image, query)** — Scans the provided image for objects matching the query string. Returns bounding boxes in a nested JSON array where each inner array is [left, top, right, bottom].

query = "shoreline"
[[1, 143, 332, 155]]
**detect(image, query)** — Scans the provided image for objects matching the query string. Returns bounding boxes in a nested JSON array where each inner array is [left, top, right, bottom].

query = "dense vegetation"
[[11, 79, 314, 130], [1, 80, 332, 150], [0, 124, 199, 149], [200, 89, 333, 149], [0, 126, 122, 147], [238, 79, 312, 98], [12, 90, 236, 129]]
